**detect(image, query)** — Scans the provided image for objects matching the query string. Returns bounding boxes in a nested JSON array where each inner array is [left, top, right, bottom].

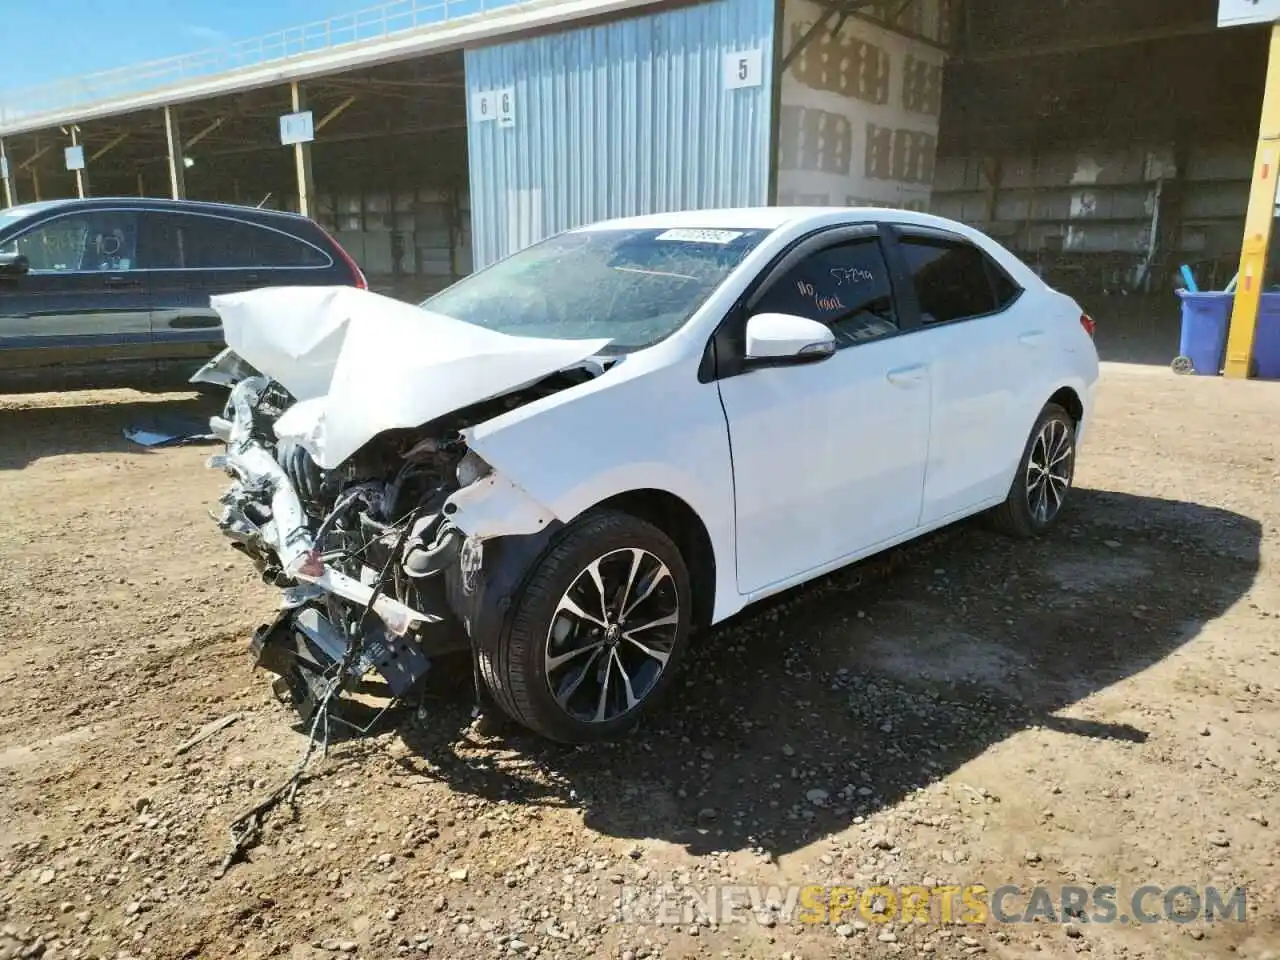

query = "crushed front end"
[[204, 363, 475, 724], [194, 344, 599, 730]]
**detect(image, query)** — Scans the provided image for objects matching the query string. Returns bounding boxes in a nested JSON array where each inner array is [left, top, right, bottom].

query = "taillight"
[[1080, 313, 1096, 338], [320, 226, 368, 289]]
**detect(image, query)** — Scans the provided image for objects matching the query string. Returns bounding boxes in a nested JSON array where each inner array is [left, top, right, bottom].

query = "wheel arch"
[[589, 488, 718, 631], [1048, 384, 1084, 424]]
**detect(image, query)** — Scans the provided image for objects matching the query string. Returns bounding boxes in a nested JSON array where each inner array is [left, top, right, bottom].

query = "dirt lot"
[[0, 364, 1278, 960]]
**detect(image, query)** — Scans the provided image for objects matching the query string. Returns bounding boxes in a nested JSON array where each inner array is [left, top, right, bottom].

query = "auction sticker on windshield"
[[655, 229, 745, 244]]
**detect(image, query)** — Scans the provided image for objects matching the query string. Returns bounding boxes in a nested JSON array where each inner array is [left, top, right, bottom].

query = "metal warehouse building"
[[2, 0, 1278, 376]]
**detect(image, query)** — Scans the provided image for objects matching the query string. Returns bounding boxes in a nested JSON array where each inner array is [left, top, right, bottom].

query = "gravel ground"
[[0, 363, 1278, 960]]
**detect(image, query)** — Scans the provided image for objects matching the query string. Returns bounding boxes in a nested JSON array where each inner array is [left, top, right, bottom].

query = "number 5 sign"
[[724, 48, 764, 89]]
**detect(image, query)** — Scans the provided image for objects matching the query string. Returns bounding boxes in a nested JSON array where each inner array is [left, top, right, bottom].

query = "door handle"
[[103, 275, 141, 289], [886, 364, 927, 387], [169, 316, 221, 330], [1018, 330, 1045, 346]]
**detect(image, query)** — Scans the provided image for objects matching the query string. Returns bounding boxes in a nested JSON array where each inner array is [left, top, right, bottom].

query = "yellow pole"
[[1225, 23, 1280, 378]]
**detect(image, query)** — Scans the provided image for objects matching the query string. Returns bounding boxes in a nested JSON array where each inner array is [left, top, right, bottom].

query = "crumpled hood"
[[210, 286, 611, 470]]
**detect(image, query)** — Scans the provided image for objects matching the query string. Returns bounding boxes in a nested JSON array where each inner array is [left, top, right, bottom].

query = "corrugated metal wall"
[[464, 0, 777, 268]]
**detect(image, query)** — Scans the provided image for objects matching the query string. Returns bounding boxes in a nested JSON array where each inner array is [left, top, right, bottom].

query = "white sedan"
[[198, 206, 1100, 744]]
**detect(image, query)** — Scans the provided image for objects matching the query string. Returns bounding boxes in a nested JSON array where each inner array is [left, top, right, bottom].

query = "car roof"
[[574, 206, 971, 234], [2, 196, 312, 222]]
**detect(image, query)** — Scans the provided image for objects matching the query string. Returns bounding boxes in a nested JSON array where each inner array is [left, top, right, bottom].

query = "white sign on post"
[[724, 49, 764, 89], [0, 156, 8, 180], [64, 145, 85, 171], [279, 110, 315, 146], [1219, 0, 1280, 27]]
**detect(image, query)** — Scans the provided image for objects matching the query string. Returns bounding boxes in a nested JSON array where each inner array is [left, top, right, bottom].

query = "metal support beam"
[[1225, 23, 1280, 379], [781, 0, 882, 71], [0, 139, 13, 208], [69, 126, 89, 199], [290, 81, 316, 218], [957, 21, 1219, 64], [90, 132, 129, 162], [314, 95, 357, 134], [164, 105, 187, 200]]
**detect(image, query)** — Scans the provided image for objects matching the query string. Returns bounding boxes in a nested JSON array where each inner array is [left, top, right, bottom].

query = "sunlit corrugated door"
[[463, 0, 777, 269]]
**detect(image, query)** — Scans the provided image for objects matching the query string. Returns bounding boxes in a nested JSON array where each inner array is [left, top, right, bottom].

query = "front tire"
[[477, 509, 693, 744], [991, 402, 1077, 538]]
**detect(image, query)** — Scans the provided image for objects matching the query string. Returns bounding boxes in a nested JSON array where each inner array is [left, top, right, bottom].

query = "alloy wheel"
[[543, 547, 680, 724], [1025, 417, 1074, 523]]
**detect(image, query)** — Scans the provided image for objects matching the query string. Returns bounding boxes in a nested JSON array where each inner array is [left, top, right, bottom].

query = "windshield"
[[420, 226, 769, 352]]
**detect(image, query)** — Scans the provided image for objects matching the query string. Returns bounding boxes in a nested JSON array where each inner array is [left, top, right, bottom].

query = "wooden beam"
[[90, 132, 130, 162], [290, 81, 316, 218], [314, 95, 357, 134], [18, 144, 52, 170], [184, 116, 225, 150]]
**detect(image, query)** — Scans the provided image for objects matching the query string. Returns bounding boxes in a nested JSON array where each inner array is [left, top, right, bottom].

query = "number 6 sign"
[[724, 49, 764, 89]]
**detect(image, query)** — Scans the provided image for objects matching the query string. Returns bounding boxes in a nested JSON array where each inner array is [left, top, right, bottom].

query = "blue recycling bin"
[[1254, 292, 1280, 380], [1175, 291, 1232, 376]]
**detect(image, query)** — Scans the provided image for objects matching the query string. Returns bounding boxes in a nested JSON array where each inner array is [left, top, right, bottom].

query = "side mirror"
[[0, 252, 30, 278], [744, 312, 836, 365]]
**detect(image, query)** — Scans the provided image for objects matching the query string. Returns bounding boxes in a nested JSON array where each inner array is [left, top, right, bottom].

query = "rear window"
[[900, 237, 1018, 324], [144, 212, 332, 270]]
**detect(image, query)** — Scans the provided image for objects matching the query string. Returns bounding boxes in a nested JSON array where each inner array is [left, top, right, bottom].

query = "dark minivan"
[[0, 197, 367, 393]]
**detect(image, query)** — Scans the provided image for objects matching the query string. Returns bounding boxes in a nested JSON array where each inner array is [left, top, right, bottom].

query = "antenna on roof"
[[256, 192, 272, 209]]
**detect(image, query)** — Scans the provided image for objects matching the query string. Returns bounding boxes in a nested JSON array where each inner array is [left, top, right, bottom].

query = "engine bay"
[[203, 352, 606, 727]]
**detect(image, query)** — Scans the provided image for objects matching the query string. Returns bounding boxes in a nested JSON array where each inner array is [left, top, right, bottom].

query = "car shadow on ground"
[[392, 488, 1260, 861], [0, 392, 222, 470]]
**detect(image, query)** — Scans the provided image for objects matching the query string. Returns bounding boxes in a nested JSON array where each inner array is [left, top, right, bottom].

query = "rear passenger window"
[[901, 237, 1012, 324], [991, 264, 1021, 309], [145, 212, 330, 270]]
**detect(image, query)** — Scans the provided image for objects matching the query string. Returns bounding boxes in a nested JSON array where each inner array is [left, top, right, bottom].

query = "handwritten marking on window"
[[830, 266, 875, 286], [795, 279, 847, 312]]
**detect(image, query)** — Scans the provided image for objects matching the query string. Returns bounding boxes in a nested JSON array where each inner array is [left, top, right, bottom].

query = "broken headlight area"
[[202, 354, 592, 728]]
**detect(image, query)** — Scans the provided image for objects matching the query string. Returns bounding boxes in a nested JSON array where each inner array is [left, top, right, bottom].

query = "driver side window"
[[0, 211, 139, 273], [754, 238, 899, 348]]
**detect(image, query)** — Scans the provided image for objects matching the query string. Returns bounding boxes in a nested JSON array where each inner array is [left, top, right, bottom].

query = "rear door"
[[885, 225, 1029, 526], [145, 210, 339, 378], [0, 207, 151, 390]]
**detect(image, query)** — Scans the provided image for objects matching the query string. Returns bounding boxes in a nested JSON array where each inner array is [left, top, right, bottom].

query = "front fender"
[[455, 360, 744, 623]]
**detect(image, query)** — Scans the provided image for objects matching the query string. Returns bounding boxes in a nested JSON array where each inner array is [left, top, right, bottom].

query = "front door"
[[0, 208, 151, 390], [716, 229, 932, 597]]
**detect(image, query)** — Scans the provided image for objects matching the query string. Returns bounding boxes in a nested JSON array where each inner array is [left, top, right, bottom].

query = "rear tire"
[[477, 509, 693, 744], [990, 402, 1077, 539]]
